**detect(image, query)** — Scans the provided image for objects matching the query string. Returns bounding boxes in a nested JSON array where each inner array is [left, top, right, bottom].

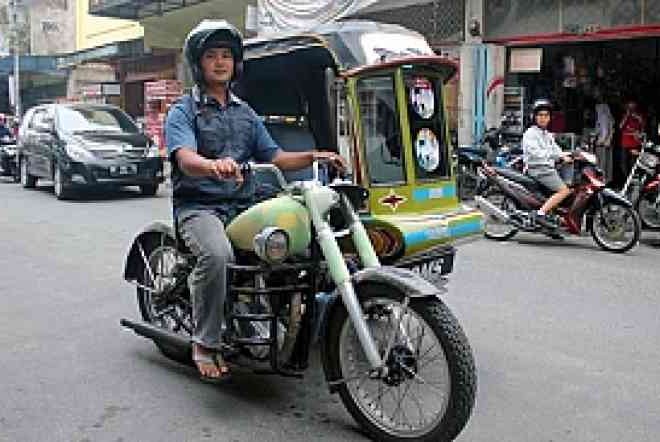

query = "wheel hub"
[[383, 345, 417, 387]]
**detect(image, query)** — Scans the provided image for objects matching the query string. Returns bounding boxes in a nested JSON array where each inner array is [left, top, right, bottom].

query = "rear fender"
[[319, 266, 446, 388], [124, 221, 175, 282]]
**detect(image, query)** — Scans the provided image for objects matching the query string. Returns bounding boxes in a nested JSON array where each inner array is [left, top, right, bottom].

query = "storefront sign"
[[509, 48, 542, 73], [101, 83, 121, 96]]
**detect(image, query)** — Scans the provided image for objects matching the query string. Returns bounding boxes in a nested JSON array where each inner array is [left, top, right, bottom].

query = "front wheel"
[[20, 157, 36, 188], [324, 283, 476, 442], [591, 201, 641, 253], [637, 190, 660, 230], [53, 166, 73, 200], [140, 184, 159, 196]]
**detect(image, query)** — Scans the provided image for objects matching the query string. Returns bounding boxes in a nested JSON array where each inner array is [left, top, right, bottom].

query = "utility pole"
[[8, 0, 21, 118]]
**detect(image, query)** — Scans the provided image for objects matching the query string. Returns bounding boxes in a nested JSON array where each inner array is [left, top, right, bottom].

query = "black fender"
[[124, 221, 175, 282], [596, 188, 634, 209], [319, 266, 447, 390]]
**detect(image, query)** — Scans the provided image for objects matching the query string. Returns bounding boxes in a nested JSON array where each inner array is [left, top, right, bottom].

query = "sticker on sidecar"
[[410, 76, 435, 119], [415, 128, 440, 172]]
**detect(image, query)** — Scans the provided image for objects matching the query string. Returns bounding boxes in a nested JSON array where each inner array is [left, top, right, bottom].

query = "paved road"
[[1, 179, 658, 442]]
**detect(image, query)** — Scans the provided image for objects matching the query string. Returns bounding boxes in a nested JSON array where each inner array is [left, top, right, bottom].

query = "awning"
[[56, 38, 145, 68], [0, 55, 64, 76], [88, 0, 212, 20]]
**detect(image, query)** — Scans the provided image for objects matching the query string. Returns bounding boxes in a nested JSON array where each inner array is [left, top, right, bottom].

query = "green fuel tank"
[[226, 196, 312, 255]]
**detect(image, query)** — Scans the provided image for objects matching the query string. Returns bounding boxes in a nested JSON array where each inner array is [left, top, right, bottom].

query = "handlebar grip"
[[240, 162, 252, 176]]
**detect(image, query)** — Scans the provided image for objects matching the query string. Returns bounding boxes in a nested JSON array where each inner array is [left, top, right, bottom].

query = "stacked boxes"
[[144, 80, 183, 156]]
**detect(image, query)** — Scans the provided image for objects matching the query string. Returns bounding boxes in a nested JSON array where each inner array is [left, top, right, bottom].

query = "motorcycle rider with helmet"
[[165, 20, 346, 382], [522, 99, 573, 228]]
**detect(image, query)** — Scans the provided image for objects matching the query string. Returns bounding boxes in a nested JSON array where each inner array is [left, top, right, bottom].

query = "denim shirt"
[[165, 87, 280, 220]]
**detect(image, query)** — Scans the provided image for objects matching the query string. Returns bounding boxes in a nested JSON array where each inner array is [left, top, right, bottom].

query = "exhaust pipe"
[[120, 318, 192, 355], [474, 196, 511, 222]]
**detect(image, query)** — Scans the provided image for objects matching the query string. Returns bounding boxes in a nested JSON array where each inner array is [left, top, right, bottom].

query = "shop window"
[[356, 75, 406, 186], [403, 68, 450, 181]]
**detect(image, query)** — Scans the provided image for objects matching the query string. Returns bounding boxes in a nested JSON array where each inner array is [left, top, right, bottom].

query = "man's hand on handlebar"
[[208, 157, 243, 183], [560, 152, 574, 163], [312, 151, 348, 175]]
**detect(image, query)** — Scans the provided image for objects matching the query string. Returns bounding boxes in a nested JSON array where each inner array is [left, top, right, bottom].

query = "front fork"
[[304, 186, 385, 371]]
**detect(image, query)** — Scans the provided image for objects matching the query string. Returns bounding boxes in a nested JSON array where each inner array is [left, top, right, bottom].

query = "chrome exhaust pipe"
[[474, 196, 510, 222]]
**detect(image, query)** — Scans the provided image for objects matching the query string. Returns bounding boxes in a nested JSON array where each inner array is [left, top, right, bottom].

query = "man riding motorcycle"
[[165, 20, 346, 382], [522, 99, 573, 228]]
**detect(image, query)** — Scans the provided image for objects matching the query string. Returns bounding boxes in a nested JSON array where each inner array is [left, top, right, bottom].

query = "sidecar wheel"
[[324, 283, 476, 442]]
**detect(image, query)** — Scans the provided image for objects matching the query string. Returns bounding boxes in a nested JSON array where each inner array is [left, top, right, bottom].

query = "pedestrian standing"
[[618, 99, 644, 182], [594, 93, 614, 184]]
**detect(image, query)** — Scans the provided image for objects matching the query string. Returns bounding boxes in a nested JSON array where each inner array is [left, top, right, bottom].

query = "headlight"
[[253, 227, 290, 264], [65, 142, 95, 162]]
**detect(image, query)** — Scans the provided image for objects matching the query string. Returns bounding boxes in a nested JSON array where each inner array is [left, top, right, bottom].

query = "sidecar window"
[[357, 75, 406, 185]]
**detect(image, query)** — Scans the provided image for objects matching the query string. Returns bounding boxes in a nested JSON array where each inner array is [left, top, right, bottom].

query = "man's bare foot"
[[192, 343, 230, 383]]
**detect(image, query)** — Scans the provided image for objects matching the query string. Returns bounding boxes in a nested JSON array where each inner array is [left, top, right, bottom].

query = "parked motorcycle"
[[0, 135, 18, 182], [456, 128, 522, 200], [620, 141, 660, 230], [121, 161, 476, 441], [474, 150, 641, 253]]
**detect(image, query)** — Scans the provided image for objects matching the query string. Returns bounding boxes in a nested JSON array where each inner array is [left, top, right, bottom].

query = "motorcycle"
[[474, 150, 641, 253], [456, 128, 522, 200], [0, 135, 18, 182], [121, 161, 476, 441], [620, 141, 660, 230]]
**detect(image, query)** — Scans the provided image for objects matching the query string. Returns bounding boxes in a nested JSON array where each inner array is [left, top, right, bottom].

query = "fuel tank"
[[226, 196, 312, 255]]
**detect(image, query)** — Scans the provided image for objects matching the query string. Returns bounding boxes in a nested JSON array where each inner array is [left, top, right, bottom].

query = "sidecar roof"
[[244, 20, 455, 80]]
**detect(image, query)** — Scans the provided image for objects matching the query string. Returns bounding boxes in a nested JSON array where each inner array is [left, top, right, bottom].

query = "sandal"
[[192, 348, 231, 384]]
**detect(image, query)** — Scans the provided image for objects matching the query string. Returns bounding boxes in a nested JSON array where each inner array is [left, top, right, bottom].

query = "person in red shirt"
[[619, 100, 645, 179]]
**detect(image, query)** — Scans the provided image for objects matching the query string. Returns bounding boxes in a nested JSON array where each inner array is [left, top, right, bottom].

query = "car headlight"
[[65, 142, 95, 162], [253, 227, 290, 264]]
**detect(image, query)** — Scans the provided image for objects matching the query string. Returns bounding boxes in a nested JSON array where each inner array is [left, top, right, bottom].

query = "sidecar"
[[236, 21, 483, 277]]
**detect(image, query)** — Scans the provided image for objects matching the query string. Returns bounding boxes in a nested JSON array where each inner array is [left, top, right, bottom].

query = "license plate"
[[110, 164, 137, 176], [410, 258, 447, 279]]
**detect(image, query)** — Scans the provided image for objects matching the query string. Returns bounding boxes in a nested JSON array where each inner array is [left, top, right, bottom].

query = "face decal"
[[410, 77, 435, 119], [415, 128, 440, 172]]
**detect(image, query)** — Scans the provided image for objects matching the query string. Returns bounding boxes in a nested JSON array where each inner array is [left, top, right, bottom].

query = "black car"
[[0, 134, 18, 182], [17, 103, 164, 199]]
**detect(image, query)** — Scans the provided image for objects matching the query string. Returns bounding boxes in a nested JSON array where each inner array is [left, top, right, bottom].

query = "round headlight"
[[253, 227, 289, 264]]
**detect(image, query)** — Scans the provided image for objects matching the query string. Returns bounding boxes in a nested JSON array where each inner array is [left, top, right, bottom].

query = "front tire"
[[140, 184, 159, 196], [324, 283, 476, 442], [591, 201, 641, 253], [53, 166, 73, 200], [637, 190, 660, 230], [20, 157, 36, 188]]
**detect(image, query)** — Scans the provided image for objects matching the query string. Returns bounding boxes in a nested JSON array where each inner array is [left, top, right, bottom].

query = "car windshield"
[[57, 106, 138, 134]]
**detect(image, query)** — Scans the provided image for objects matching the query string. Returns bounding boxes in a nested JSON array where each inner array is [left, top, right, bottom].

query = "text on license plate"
[[411, 259, 445, 279], [110, 164, 137, 175]]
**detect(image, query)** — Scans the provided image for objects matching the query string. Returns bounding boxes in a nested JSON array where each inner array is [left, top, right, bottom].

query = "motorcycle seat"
[[494, 167, 538, 188]]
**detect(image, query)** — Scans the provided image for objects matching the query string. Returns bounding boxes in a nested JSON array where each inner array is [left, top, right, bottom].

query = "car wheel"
[[53, 166, 73, 200], [20, 157, 37, 188], [140, 184, 159, 196]]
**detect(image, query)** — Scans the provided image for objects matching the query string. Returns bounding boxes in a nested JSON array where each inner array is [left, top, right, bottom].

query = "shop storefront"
[[484, 1, 660, 151]]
